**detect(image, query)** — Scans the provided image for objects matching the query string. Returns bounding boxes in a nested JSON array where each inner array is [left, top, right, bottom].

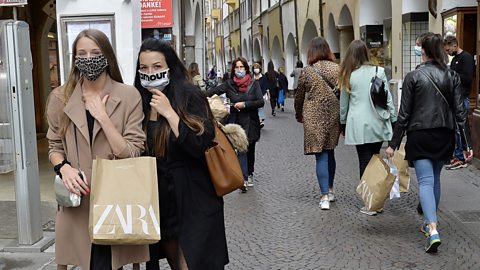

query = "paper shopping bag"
[[208, 94, 229, 122], [89, 157, 160, 245], [356, 154, 396, 212], [393, 143, 410, 192]]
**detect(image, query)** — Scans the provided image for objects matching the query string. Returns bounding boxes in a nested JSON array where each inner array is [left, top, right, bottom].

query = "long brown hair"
[[338, 40, 370, 93], [56, 29, 123, 135], [134, 38, 214, 158], [230, 57, 250, 79], [187, 62, 200, 80], [307, 37, 335, 65]]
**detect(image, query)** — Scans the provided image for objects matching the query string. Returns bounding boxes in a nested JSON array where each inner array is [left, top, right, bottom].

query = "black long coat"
[[144, 84, 229, 270], [208, 78, 264, 143]]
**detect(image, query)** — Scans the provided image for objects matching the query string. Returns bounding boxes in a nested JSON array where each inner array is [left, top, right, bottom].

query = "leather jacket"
[[389, 61, 472, 151]]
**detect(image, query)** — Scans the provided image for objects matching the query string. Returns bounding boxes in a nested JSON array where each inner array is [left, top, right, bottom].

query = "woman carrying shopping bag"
[[208, 57, 264, 189], [294, 37, 340, 210], [386, 33, 473, 253], [134, 38, 229, 269], [338, 40, 397, 216], [46, 29, 148, 270]]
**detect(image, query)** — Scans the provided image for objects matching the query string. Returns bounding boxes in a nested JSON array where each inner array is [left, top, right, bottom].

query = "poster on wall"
[[141, 0, 173, 29], [0, 0, 27, 6]]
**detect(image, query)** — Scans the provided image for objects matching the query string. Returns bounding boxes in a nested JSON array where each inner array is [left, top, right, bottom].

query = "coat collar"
[[63, 76, 121, 144]]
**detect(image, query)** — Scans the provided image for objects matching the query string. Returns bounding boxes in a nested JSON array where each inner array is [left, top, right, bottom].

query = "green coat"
[[340, 65, 397, 145]]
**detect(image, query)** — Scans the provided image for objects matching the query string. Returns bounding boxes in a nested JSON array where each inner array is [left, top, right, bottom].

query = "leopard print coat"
[[294, 60, 341, 154]]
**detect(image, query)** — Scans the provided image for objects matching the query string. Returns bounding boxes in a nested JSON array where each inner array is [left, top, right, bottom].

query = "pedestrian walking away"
[[135, 38, 229, 269], [386, 33, 474, 253], [294, 37, 341, 211], [265, 61, 280, 116], [188, 62, 206, 91], [208, 57, 264, 190], [338, 40, 397, 216], [46, 29, 148, 270], [277, 67, 289, 111], [252, 62, 268, 128], [290, 60, 304, 97], [443, 35, 475, 170]]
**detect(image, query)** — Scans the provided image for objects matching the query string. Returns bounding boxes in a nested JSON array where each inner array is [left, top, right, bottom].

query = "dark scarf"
[[233, 74, 252, 92]]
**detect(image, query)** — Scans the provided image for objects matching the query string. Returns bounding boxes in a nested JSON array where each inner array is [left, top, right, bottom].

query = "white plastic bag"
[[385, 159, 401, 200]]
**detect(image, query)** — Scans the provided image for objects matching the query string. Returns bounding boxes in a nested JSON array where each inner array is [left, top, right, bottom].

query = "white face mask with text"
[[139, 69, 170, 90]]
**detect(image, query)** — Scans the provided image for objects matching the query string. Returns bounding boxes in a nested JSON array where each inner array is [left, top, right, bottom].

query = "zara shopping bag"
[[89, 156, 160, 245], [356, 154, 396, 212]]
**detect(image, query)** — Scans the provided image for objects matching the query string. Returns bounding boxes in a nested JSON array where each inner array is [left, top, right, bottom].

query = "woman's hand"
[[385, 146, 395, 160], [464, 149, 474, 162], [59, 165, 89, 196], [84, 93, 109, 121], [234, 102, 246, 111], [150, 89, 175, 118]]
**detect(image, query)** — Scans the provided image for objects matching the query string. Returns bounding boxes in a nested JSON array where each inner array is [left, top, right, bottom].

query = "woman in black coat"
[[265, 61, 280, 116], [134, 38, 228, 270], [277, 67, 289, 111], [208, 56, 264, 189]]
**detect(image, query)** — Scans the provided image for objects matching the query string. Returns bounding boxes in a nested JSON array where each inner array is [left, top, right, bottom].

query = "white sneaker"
[[328, 191, 335, 202], [319, 198, 330, 210], [246, 175, 254, 187]]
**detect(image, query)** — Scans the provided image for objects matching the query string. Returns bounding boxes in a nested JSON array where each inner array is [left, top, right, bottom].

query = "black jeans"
[[269, 89, 278, 111], [90, 244, 123, 270], [247, 142, 256, 176], [355, 142, 383, 179]]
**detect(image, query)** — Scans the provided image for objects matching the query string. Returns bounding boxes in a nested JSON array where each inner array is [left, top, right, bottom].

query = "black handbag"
[[370, 66, 388, 109]]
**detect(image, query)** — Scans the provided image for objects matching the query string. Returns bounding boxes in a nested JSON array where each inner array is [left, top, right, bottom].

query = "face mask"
[[235, 70, 246, 78], [138, 69, 170, 90], [75, 55, 108, 81], [253, 68, 260, 74], [414, 46, 422, 57]]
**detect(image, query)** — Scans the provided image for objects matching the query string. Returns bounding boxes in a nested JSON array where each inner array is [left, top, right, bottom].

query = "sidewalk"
[[1, 109, 480, 269]]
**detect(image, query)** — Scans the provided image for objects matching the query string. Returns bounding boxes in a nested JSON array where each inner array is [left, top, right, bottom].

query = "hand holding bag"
[[205, 122, 245, 196], [88, 156, 160, 245], [54, 126, 82, 207]]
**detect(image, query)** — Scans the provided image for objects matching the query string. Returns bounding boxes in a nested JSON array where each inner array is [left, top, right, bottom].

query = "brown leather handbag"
[[205, 123, 244, 196]]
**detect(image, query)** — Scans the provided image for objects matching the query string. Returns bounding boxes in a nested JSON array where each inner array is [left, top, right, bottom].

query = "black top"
[[405, 128, 454, 162], [278, 73, 288, 92], [450, 50, 475, 98], [86, 110, 94, 145]]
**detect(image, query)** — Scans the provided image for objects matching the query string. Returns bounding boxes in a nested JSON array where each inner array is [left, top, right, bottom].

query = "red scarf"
[[233, 74, 252, 92]]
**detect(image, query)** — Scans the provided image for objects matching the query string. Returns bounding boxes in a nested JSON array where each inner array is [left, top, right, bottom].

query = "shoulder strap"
[[418, 69, 450, 107], [310, 65, 335, 90], [73, 125, 81, 170]]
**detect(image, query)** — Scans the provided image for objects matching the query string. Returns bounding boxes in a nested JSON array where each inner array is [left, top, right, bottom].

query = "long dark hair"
[[338, 40, 370, 92], [422, 33, 447, 70], [266, 60, 276, 80], [134, 38, 213, 158]]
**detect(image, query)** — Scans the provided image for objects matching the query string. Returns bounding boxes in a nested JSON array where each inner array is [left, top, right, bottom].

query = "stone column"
[[337, 25, 354, 62]]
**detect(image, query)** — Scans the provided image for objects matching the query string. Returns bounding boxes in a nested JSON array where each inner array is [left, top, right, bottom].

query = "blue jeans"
[[238, 153, 248, 181], [453, 98, 470, 161], [258, 107, 265, 121], [315, 150, 336, 195], [413, 159, 444, 224]]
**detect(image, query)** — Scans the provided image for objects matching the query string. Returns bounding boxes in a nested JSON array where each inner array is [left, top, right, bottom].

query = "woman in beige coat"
[[294, 37, 341, 211], [46, 29, 148, 269]]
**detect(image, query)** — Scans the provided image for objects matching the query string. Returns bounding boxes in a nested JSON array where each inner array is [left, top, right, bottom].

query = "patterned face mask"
[[75, 55, 108, 81]]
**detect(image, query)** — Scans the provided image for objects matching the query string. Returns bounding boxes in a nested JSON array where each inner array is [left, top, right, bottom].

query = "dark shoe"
[[420, 224, 430, 237], [417, 203, 423, 215], [260, 121, 265, 128], [425, 233, 441, 253], [271, 110, 276, 116], [240, 181, 248, 193], [281, 106, 284, 112]]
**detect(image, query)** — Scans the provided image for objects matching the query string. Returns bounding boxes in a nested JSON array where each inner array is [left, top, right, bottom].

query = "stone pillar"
[[337, 25, 354, 62]]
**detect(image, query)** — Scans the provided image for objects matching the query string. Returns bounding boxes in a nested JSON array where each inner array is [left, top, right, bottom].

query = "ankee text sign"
[[0, 0, 27, 6], [141, 0, 173, 29]]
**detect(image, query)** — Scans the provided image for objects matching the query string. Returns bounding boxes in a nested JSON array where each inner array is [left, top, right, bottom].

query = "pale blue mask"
[[235, 70, 246, 78], [414, 45, 422, 57]]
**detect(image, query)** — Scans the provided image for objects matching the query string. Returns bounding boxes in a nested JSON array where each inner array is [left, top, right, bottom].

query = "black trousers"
[[355, 142, 383, 179], [269, 89, 279, 110], [247, 142, 256, 176], [90, 244, 122, 270]]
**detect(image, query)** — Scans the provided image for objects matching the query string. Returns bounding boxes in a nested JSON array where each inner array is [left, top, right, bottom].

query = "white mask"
[[139, 69, 170, 90], [253, 68, 260, 74]]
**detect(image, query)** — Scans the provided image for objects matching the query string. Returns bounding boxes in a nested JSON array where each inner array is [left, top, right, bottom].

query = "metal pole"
[[13, 7, 17, 21]]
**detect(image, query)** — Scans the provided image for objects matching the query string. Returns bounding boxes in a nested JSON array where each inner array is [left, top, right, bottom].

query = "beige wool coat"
[[46, 77, 149, 269], [294, 60, 341, 154]]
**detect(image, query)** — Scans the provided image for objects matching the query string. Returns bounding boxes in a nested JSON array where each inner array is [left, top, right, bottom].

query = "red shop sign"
[[141, 0, 173, 29]]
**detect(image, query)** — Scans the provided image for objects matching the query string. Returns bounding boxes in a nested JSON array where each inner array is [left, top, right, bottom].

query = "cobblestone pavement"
[[219, 101, 480, 270]]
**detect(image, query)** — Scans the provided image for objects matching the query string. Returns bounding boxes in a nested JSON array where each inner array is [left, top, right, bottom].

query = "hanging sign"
[[141, 0, 173, 29], [0, 0, 27, 6]]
